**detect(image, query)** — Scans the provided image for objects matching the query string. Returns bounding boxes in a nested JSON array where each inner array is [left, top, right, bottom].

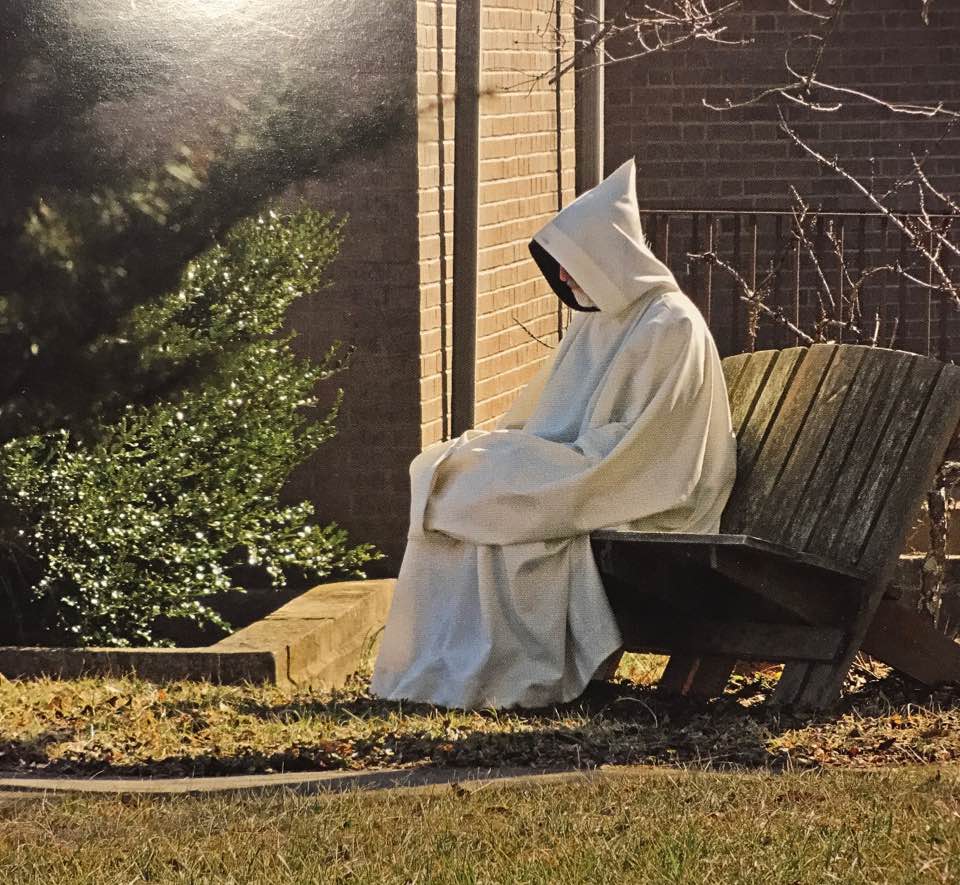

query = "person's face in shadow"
[[559, 265, 594, 308]]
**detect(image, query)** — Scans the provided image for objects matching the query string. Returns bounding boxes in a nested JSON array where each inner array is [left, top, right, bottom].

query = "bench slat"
[[799, 350, 916, 562], [753, 345, 867, 548], [729, 347, 805, 482], [789, 348, 913, 556], [727, 350, 776, 435], [723, 344, 836, 535], [826, 355, 942, 568], [722, 352, 751, 402], [857, 362, 960, 572], [720, 350, 805, 539]]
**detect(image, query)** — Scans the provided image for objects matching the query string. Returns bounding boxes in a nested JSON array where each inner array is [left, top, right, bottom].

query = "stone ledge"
[[0, 579, 395, 690], [214, 578, 395, 690], [0, 647, 279, 684]]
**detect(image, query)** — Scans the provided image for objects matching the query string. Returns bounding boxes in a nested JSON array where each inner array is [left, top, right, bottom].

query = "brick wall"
[[417, 0, 577, 445], [604, 0, 960, 360], [474, 0, 577, 429], [291, 0, 578, 568], [284, 2, 421, 571], [292, 0, 578, 569]]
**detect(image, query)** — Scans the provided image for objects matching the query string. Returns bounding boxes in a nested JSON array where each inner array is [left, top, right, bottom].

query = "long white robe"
[[370, 159, 737, 710]]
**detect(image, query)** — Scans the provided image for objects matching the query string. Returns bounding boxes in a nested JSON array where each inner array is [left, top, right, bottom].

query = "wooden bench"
[[591, 343, 960, 709]]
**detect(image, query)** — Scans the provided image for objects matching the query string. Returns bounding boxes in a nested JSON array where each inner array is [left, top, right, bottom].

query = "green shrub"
[[0, 207, 379, 646]]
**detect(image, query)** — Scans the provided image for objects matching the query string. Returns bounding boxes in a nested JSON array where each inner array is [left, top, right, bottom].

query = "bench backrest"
[[720, 343, 960, 578]]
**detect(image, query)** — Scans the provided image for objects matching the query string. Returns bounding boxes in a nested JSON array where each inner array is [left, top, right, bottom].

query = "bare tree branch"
[[778, 110, 960, 307], [538, 1, 745, 88], [689, 248, 815, 345]]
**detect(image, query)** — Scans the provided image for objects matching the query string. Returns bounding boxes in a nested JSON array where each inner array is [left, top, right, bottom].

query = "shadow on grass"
[[0, 732, 73, 769], [4, 668, 960, 781]]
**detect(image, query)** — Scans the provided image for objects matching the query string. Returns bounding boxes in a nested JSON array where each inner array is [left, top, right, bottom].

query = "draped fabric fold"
[[371, 158, 737, 710]]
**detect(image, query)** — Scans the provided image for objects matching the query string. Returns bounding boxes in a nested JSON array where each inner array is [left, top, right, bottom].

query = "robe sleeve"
[[570, 422, 629, 461], [422, 311, 715, 545]]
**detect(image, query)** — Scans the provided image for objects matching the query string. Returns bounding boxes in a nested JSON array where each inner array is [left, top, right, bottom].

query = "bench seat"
[[591, 343, 960, 709]]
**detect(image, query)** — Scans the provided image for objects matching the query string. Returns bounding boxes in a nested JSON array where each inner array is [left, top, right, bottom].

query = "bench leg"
[[659, 654, 737, 698], [862, 599, 960, 685], [774, 583, 888, 710], [773, 660, 844, 709], [772, 661, 809, 705]]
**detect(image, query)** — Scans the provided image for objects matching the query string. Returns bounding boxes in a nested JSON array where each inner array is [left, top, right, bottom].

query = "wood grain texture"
[[590, 531, 868, 579], [731, 343, 837, 537], [789, 348, 912, 556], [802, 351, 916, 563], [684, 656, 738, 698], [732, 348, 806, 476], [722, 346, 823, 534], [772, 661, 809, 705], [789, 577, 889, 710], [753, 345, 867, 547], [722, 352, 751, 401], [659, 655, 700, 695], [857, 362, 960, 572], [827, 356, 941, 568], [712, 545, 862, 626], [659, 655, 737, 698], [621, 617, 844, 662], [725, 350, 776, 435], [790, 660, 846, 709]]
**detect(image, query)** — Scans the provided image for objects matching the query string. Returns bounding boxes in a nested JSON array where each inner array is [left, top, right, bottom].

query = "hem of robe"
[[369, 531, 624, 712], [369, 631, 623, 712]]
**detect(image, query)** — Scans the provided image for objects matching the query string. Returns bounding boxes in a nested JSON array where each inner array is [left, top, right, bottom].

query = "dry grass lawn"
[[4, 655, 960, 882], [2, 766, 960, 883]]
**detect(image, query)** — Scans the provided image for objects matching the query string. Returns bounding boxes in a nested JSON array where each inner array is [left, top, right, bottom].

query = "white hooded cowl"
[[370, 159, 737, 710]]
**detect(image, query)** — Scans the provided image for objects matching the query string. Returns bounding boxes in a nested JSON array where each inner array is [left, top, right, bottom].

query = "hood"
[[529, 158, 678, 314]]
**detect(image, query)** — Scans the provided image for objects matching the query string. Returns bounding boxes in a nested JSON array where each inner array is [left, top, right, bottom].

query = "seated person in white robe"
[[370, 158, 737, 710]]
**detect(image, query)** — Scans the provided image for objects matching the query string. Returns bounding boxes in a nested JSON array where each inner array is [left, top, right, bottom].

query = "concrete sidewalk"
[[0, 765, 636, 799]]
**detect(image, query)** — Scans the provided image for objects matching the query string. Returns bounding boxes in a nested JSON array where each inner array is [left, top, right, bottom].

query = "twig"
[[886, 315, 899, 349], [534, 0, 745, 88], [512, 316, 556, 349], [689, 250, 815, 345]]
